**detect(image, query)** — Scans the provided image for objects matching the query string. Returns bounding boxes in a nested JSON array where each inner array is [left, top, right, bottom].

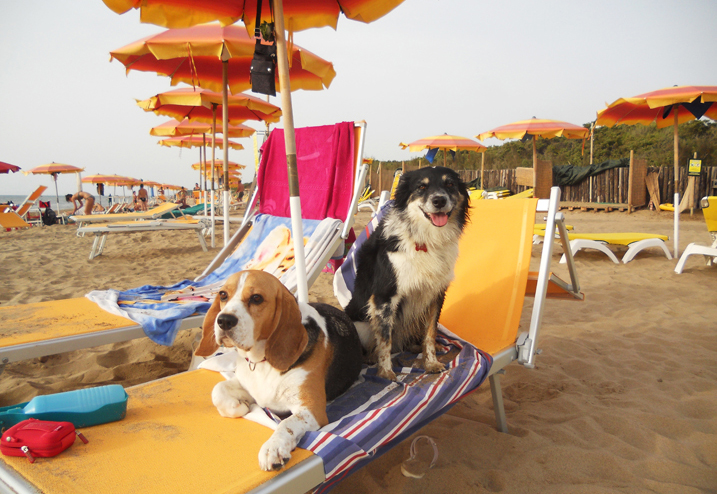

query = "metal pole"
[[274, 0, 308, 303], [673, 110, 679, 257], [222, 57, 231, 246]]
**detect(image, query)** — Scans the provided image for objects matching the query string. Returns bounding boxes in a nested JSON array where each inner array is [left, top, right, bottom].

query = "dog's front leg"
[[422, 297, 446, 374], [258, 406, 326, 471], [368, 295, 399, 381], [212, 377, 255, 418]]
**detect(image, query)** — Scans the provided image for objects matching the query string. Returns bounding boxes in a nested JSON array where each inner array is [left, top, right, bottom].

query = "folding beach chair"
[[0, 121, 368, 369], [77, 217, 210, 260], [13, 186, 47, 223], [534, 229, 672, 264], [0, 187, 582, 494], [69, 202, 181, 228], [0, 211, 31, 231], [675, 196, 717, 273]]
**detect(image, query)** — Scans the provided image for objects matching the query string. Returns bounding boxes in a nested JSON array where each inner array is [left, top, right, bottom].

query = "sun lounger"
[[535, 229, 672, 264], [0, 211, 32, 231], [0, 122, 368, 368], [13, 186, 47, 222], [77, 217, 210, 260], [0, 187, 582, 494], [69, 202, 180, 228], [675, 196, 717, 273]]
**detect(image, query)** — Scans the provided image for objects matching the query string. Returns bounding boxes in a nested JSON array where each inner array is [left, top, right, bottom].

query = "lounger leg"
[[560, 239, 619, 264], [489, 371, 508, 433], [196, 231, 208, 252], [89, 234, 102, 260], [97, 233, 108, 257]]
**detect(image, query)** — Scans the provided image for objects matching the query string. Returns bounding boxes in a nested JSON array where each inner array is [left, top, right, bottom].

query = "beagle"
[[196, 270, 363, 471]]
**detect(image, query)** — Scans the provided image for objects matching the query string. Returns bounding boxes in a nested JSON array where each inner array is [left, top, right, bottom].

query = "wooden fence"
[[364, 164, 717, 210]]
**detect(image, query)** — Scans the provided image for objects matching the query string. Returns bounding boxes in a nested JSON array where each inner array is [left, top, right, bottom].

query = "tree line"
[[372, 119, 717, 172]]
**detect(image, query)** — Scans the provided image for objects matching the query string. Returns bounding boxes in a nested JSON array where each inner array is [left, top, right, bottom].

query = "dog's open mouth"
[[423, 210, 451, 227]]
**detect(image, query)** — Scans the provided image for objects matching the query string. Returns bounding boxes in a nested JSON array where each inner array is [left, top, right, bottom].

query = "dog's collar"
[[245, 356, 267, 371], [415, 243, 428, 253]]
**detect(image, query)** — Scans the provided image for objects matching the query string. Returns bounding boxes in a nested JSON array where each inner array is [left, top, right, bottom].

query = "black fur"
[[301, 303, 363, 401], [345, 166, 470, 372]]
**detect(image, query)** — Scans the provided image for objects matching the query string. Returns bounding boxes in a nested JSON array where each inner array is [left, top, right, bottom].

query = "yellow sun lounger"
[[0, 211, 32, 231], [14, 185, 48, 222], [675, 196, 717, 273], [77, 217, 209, 260], [0, 187, 583, 494], [536, 229, 671, 264], [70, 202, 181, 228]]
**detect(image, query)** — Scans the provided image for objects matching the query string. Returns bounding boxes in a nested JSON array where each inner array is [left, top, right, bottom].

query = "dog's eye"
[[249, 294, 264, 305], [419, 184, 427, 190], [218, 291, 228, 302], [446, 181, 454, 188]]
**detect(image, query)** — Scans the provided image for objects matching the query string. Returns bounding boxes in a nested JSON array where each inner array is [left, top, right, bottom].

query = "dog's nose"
[[432, 195, 447, 209], [217, 313, 238, 330]]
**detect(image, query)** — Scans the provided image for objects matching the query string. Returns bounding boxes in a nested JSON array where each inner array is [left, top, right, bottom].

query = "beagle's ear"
[[195, 296, 222, 357], [265, 288, 308, 372]]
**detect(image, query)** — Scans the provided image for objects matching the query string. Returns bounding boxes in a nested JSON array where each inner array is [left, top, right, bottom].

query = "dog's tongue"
[[430, 213, 448, 227]]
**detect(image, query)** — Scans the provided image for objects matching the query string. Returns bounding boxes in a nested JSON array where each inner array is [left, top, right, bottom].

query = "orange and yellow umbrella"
[[158, 135, 244, 150], [477, 118, 589, 170], [111, 23, 336, 94], [102, 0, 405, 302], [596, 85, 717, 257], [81, 174, 135, 184], [102, 0, 403, 33], [150, 119, 255, 138], [138, 87, 281, 125], [400, 134, 486, 167], [192, 160, 245, 170], [26, 163, 85, 210]]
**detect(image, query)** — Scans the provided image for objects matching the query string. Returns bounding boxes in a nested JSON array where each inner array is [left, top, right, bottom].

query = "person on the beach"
[[193, 183, 200, 191], [132, 190, 138, 211], [137, 183, 149, 211], [65, 191, 95, 215], [175, 187, 189, 208]]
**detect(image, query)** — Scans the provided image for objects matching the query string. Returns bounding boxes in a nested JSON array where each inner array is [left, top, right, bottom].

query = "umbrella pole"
[[673, 110, 679, 257], [480, 152, 485, 189], [202, 135, 208, 217], [274, 0, 309, 304], [210, 104, 218, 249], [54, 175, 60, 218], [532, 135, 537, 192], [222, 58, 230, 246]]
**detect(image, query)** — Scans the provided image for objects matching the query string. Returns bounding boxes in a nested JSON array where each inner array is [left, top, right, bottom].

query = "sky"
[[1, 0, 716, 196]]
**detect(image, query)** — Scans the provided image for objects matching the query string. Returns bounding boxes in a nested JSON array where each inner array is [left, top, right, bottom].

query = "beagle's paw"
[[259, 434, 293, 471], [212, 380, 251, 418]]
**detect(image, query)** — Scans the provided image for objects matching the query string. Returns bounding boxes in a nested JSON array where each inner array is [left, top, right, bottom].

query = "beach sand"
[[1, 207, 716, 493]]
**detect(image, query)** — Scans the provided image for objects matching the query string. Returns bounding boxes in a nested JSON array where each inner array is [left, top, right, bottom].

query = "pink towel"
[[258, 122, 355, 220]]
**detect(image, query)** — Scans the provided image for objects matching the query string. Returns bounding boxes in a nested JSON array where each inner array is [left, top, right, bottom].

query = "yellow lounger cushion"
[[0, 298, 134, 348], [2, 370, 314, 494]]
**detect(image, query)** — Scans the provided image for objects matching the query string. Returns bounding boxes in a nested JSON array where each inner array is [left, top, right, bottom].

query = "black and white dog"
[[345, 166, 470, 381]]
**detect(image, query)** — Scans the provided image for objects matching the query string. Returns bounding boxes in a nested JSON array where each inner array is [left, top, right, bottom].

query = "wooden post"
[[532, 135, 537, 190], [627, 150, 634, 214]]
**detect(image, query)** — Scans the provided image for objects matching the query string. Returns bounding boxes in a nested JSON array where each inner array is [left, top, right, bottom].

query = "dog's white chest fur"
[[235, 358, 308, 415]]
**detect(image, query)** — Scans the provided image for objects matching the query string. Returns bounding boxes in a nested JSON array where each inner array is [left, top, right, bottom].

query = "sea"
[[0, 192, 132, 213]]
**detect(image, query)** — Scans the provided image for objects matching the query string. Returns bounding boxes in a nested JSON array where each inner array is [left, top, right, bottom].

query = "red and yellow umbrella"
[[192, 160, 245, 170], [102, 0, 406, 303], [596, 85, 717, 256], [102, 0, 403, 32], [477, 118, 589, 168], [111, 23, 336, 94], [0, 161, 21, 174], [150, 118, 255, 138], [25, 163, 85, 211], [400, 134, 486, 168], [138, 87, 281, 124], [158, 135, 244, 150]]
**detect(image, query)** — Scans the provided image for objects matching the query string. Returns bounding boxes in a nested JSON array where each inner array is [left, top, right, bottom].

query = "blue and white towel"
[[87, 214, 342, 346]]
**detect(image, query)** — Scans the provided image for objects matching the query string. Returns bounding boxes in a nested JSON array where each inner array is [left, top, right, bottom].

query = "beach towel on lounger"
[[87, 214, 341, 346], [199, 324, 491, 493]]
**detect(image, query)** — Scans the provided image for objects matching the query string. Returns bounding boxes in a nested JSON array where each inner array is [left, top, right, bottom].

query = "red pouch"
[[1, 419, 88, 463]]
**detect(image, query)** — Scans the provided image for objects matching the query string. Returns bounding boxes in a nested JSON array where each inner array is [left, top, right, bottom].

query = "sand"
[[1, 207, 716, 493]]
